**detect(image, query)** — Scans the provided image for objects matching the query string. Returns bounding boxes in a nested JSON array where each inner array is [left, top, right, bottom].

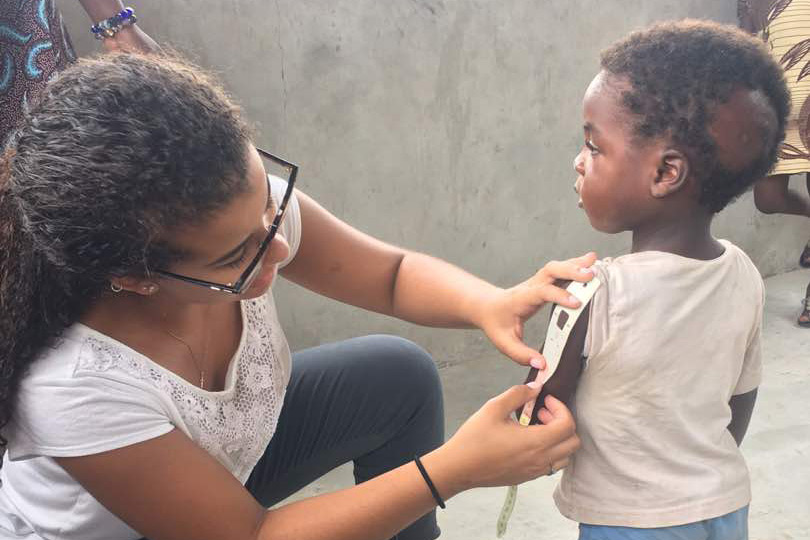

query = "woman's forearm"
[[257, 448, 461, 540], [388, 251, 596, 367], [390, 252, 500, 329]]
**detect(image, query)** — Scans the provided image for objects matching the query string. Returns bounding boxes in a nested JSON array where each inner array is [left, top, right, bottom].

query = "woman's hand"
[[423, 382, 580, 495], [474, 252, 597, 365], [101, 25, 159, 53]]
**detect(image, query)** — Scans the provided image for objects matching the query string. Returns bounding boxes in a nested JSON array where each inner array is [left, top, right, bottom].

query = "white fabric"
[[0, 176, 300, 540], [554, 240, 763, 528]]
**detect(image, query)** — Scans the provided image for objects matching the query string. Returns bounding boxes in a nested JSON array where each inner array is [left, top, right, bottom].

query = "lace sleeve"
[[6, 340, 174, 460]]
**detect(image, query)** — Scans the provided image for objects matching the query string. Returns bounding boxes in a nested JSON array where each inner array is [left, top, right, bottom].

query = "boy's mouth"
[[574, 178, 584, 208]]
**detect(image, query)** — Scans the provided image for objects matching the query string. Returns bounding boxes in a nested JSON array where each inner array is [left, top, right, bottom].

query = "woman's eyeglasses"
[[153, 148, 298, 295]]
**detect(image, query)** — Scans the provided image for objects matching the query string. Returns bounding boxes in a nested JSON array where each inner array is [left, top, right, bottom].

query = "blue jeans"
[[578, 506, 749, 540]]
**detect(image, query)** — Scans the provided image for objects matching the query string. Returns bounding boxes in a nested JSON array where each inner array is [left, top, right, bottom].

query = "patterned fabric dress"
[[0, 0, 76, 148]]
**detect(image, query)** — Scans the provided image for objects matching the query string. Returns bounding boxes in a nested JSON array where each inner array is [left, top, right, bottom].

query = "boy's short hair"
[[601, 19, 790, 213]]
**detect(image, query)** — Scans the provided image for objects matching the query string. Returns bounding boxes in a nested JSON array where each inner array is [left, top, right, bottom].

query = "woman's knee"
[[357, 336, 444, 454], [356, 334, 442, 401]]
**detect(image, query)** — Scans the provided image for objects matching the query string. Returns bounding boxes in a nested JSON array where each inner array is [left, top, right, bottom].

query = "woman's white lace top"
[[0, 176, 301, 540]]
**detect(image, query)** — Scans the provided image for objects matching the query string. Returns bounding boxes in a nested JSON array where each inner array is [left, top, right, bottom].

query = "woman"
[[0, 53, 590, 540], [739, 0, 810, 327], [0, 0, 156, 148]]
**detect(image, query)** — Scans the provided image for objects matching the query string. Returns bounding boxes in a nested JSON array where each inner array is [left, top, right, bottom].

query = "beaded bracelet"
[[90, 7, 137, 40]]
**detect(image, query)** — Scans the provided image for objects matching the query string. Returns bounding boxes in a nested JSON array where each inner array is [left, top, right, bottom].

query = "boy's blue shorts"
[[578, 506, 748, 540]]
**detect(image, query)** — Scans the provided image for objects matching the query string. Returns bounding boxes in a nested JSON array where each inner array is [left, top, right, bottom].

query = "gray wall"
[[61, 0, 808, 366]]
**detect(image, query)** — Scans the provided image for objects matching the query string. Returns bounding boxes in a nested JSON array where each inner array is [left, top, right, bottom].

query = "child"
[[544, 20, 790, 540]]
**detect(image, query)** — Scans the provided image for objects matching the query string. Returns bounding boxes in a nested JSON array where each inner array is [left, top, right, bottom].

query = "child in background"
[[550, 20, 789, 540]]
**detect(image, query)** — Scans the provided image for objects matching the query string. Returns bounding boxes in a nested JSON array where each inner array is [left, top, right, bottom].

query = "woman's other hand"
[[423, 382, 580, 495], [474, 252, 597, 365]]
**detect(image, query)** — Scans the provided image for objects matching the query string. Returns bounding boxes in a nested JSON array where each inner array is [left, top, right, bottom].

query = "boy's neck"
[[630, 209, 724, 260]]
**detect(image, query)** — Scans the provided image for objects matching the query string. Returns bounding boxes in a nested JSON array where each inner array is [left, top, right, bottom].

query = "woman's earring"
[[143, 284, 158, 295], [110, 282, 123, 293]]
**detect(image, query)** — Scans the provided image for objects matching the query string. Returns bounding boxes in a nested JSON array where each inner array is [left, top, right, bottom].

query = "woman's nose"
[[266, 232, 290, 265]]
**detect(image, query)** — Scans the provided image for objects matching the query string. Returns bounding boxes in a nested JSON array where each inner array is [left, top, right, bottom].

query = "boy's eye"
[[585, 139, 600, 155]]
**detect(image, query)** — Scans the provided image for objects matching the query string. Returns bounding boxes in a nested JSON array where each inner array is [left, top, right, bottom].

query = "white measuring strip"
[[495, 277, 601, 538]]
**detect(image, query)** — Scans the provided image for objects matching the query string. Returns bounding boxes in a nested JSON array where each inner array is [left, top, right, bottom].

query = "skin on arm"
[[753, 174, 810, 217], [55, 383, 580, 540], [728, 388, 758, 446], [281, 191, 596, 365]]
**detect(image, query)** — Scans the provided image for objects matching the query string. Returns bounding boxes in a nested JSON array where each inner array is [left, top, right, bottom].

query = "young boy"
[[539, 20, 790, 539]]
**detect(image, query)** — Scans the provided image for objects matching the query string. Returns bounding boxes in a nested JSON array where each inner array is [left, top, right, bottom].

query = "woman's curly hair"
[[601, 19, 790, 212], [0, 52, 251, 442]]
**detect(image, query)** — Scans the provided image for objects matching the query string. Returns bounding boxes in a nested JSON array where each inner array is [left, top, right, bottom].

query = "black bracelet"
[[413, 455, 446, 509]]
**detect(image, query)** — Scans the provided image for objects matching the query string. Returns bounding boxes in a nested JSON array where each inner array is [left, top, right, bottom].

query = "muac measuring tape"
[[495, 277, 601, 538]]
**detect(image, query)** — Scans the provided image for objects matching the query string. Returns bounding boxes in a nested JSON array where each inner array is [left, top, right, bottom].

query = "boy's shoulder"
[[581, 239, 763, 368], [589, 240, 764, 315], [596, 240, 761, 283]]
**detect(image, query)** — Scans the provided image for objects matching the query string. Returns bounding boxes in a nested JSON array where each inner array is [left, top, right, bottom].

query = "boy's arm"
[[728, 388, 758, 446], [518, 280, 590, 424], [536, 304, 590, 406]]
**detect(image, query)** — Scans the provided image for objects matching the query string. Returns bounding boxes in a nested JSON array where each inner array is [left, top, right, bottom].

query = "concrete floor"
[[285, 269, 810, 540]]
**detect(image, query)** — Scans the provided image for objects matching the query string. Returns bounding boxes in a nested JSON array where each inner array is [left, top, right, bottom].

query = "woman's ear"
[[111, 276, 160, 296], [650, 149, 689, 198]]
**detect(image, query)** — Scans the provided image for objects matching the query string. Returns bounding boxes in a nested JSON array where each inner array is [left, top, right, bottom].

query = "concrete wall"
[[61, 0, 808, 366]]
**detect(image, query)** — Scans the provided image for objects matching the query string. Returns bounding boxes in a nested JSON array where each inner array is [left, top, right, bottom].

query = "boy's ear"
[[650, 149, 689, 198]]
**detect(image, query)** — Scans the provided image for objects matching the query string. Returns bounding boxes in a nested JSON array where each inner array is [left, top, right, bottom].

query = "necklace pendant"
[[200, 371, 205, 389]]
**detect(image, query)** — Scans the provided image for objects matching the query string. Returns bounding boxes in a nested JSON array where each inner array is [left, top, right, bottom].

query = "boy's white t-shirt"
[[554, 240, 763, 528], [0, 176, 301, 540]]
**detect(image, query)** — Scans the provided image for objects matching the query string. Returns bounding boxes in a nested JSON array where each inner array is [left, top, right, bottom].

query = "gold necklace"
[[162, 314, 212, 390]]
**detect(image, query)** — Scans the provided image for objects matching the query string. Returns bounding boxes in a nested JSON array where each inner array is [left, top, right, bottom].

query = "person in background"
[[0, 0, 157, 147], [739, 0, 810, 327]]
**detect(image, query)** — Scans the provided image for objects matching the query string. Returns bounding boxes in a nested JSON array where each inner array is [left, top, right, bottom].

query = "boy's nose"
[[573, 151, 585, 175]]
